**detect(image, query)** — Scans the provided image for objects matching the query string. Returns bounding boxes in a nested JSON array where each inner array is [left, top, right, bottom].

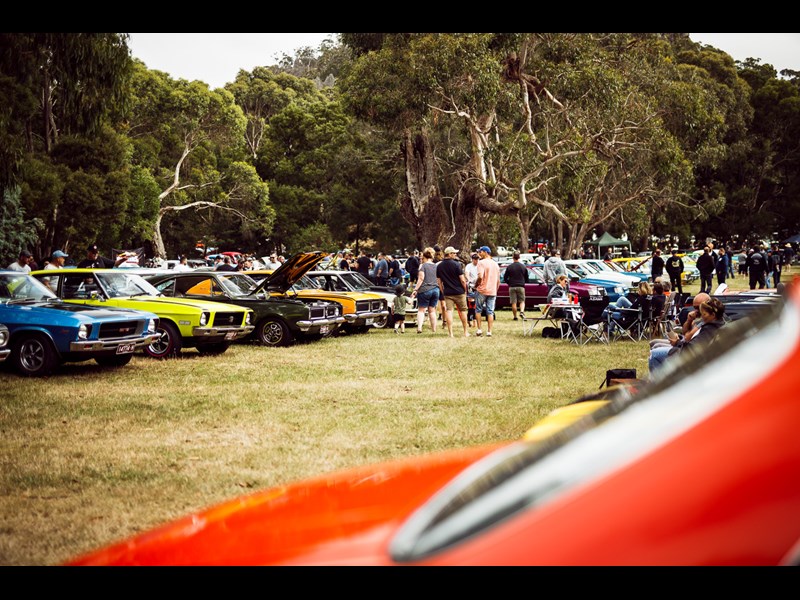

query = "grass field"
[[0, 268, 788, 565]]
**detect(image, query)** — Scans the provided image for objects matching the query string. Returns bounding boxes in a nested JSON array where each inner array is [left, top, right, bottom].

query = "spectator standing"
[[339, 252, 351, 271], [465, 253, 480, 329], [7, 250, 33, 273], [474, 245, 500, 337], [404, 250, 420, 287], [715, 247, 729, 287], [410, 247, 439, 333], [784, 244, 794, 271], [603, 247, 614, 261], [356, 250, 372, 279], [696, 246, 716, 294], [173, 255, 192, 272], [42, 249, 68, 291], [77, 244, 126, 269], [387, 254, 402, 287], [725, 245, 735, 279], [650, 248, 665, 283], [216, 256, 237, 272], [770, 246, 782, 287], [738, 249, 748, 276], [665, 248, 684, 295], [746, 247, 767, 290], [542, 250, 567, 291], [374, 253, 389, 286], [504, 252, 528, 320], [436, 246, 470, 337]]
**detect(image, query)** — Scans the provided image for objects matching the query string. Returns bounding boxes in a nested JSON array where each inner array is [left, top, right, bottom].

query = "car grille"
[[356, 299, 385, 313], [212, 312, 242, 326], [99, 321, 143, 339], [309, 304, 339, 320]]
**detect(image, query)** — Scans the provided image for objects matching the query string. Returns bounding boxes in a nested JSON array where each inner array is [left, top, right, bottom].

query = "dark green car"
[[145, 253, 344, 347]]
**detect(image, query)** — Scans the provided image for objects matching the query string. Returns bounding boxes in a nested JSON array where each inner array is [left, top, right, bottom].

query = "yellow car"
[[31, 269, 254, 358], [613, 256, 698, 285], [247, 266, 389, 334]]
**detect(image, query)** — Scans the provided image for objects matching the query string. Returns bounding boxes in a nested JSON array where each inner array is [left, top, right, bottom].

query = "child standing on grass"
[[393, 284, 409, 333]]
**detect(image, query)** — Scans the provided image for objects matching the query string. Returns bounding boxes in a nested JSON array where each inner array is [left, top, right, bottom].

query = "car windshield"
[[0, 273, 57, 303], [216, 273, 259, 296], [339, 272, 370, 291], [566, 263, 595, 277], [96, 272, 160, 298], [289, 275, 321, 293]]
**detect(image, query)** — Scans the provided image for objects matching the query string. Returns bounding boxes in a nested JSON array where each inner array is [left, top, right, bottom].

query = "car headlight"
[[245, 312, 252, 325], [147, 319, 157, 334], [78, 324, 90, 340], [200, 312, 209, 326], [0, 329, 7, 347]]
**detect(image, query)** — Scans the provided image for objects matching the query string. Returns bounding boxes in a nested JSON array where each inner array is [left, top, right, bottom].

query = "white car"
[[564, 259, 641, 287]]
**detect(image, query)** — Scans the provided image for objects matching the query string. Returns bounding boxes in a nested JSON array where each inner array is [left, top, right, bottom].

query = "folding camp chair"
[[652, 293, 675, 339], [607, 306, 641, 342], [578, 295, 611, 345]]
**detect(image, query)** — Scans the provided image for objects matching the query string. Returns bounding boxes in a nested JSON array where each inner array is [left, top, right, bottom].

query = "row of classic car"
[[1, 252, 389, 377]]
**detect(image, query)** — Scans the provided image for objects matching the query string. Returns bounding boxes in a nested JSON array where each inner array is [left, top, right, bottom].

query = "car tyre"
[[145, 321, 182, 359], [12, 333, 59, 377], [196, 342, 230, 355], [372, 315, 391, 329], [95, 353, 134, 368], [257, 318, 292, 347]]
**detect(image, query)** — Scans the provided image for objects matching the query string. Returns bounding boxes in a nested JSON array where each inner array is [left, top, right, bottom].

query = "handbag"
[[599, 368, 637, 389]]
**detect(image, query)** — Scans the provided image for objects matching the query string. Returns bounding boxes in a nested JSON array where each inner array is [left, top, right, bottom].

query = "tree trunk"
[[398, 129, 448, 248], [153, 210, 166, 259]]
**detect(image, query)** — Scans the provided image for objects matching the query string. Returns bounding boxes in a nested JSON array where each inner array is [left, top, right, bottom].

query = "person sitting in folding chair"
[[604, 281, 653, 341], [567, 293, 611, 345], [547, 274, 573, 318]]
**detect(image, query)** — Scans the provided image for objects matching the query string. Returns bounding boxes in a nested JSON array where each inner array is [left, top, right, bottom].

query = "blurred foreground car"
[[67, 288, 800, 565], [0, 271, 159, 377], [0, 323, 10, 362]]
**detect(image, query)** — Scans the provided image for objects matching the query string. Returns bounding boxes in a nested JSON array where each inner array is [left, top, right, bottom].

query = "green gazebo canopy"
[[586, 232, 631, 251]]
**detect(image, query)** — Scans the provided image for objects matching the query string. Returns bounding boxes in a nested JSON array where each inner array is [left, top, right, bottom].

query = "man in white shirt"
[[6, 250, 33, 273], [43, 249, 68, 291]]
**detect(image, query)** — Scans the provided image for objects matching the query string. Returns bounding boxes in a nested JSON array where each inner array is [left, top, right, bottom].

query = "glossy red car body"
[[69, 285, 800, 566]]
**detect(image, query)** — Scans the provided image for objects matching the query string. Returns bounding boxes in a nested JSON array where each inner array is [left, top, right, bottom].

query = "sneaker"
[[513, 317, 518, 321], [486, 332, 492, 337], [475, 329, 482, 336], [393, 329, 399, 334], [520, 312, 525, 319], [465, 332, 471, 337]]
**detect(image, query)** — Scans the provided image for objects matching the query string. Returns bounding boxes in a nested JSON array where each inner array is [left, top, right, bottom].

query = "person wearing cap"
[[42, 249, 68, 291], [474, 245, 500, 337], [665, 248, 684, 294], [504, 251, 528, 321], [465, 252, 480, 328], [436, 246, 470, 337], [77, 244, 126, 269], [6, 250, 33, 273]]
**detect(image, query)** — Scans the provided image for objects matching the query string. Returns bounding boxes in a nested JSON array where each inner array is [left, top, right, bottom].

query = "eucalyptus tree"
[[126, 61, 272, 258], [339, 33, 741, 255]]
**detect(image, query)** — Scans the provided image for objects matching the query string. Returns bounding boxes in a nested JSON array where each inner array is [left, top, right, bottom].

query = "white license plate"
[[319, 325, 329, 335], [224, 331, 237, 340], [365, 318, 374, 325], [116, 343, 135, 354]]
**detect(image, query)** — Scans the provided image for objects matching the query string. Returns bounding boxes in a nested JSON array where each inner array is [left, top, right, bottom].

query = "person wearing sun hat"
[[436, 246, 470, 337], [474, 245, 500, 337]]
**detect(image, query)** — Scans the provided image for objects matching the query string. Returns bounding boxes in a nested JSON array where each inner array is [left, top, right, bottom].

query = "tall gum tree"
[[340, 33, 740, 256], [125, 62, 268, 258]]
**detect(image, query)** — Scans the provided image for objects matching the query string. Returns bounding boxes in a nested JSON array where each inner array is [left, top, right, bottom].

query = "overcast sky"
[[127, 33, 800, 90]]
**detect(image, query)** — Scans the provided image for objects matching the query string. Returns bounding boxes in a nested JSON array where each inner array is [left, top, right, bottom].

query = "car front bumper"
[[343, 310, 390, 325], [70, 333, 161, 352], [0, 348, 10, 363], [192, 325, 255, 340], [296, 316, 346, 332]]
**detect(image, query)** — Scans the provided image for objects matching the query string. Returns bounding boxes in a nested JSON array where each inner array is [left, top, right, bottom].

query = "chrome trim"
[[69, 333, 161, 352], [191, 325, 255, 338], [0, 349, 10, 363], [296, 316, 346, 331]]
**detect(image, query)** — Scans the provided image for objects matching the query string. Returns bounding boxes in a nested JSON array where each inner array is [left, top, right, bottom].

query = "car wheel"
[[145, 321, 182, 359], [95, 353, 134, 368], [257, 318, 292, 347], [12, 333, 59, 377], [196, 342, 230, 355], [372, 315, 390, 329]]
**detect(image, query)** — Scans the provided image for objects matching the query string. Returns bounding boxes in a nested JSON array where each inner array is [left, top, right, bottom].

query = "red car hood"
[[69, 284, 800, 566]]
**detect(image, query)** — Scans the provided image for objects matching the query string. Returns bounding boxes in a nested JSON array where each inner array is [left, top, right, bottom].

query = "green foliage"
[[290, 222, 335, 253], [0, 187, 42, 265]]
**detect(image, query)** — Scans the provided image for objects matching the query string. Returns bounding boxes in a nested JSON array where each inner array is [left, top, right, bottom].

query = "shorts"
[[475, 293, 496, 317], [444, 293, 468, 312], [393, 313, 405, 323], [416, 287, 440, 309], [509, 286, 525, 306]]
